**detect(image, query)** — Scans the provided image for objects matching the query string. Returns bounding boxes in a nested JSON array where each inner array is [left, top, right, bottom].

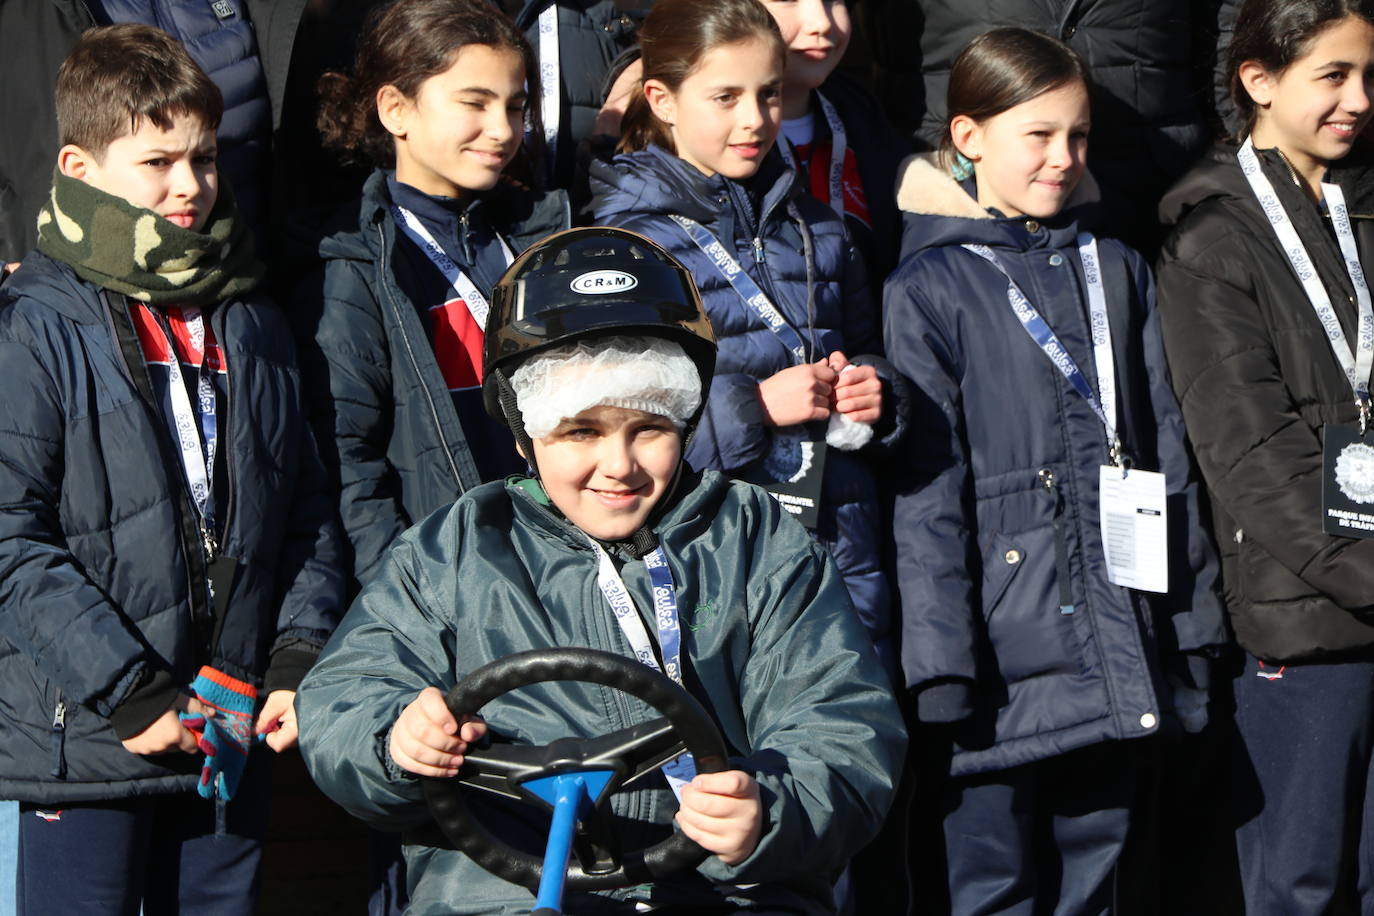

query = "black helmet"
[[482, 227, 716, 432]]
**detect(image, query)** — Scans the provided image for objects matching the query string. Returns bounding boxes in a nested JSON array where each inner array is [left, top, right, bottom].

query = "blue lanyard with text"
[[668, 214, 811, 364], [778, 90, 847, 221], [962, 234, 1122, 460], [590, 542, 682, 684]]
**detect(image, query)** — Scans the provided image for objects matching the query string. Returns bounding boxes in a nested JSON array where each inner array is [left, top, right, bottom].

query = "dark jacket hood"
[[1161, 142, 1374, 230], [590, 145, 801, 228], [315, 169, 570, 264], [894, 153, 1102, 254]]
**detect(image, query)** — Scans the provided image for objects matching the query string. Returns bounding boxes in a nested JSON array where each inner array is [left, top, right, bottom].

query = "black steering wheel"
[[421, 647, 729, 892]]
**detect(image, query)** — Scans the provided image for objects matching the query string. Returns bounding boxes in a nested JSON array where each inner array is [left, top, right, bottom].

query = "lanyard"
[[1237, 137, 1374, 429], [538, 5, 560, 167], [963, 234, 1123, 459], [590, 543, 683, 686], [668, 214, 811, 364], [778, 91, 847, 222], [392, 205, 514, 332], [137, 302, 221, 544]]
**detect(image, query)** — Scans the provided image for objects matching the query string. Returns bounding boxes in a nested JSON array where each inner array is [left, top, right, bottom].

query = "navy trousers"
[[1232, 653, 1374, 915], [15, 755, 269, 916], [939, 741, 1139, 916]]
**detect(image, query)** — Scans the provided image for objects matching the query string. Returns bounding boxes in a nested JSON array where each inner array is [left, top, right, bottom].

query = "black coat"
[[1157, 145, 1374, 662], [885, 0, 1214, 253], [0, 252, 344, 804]]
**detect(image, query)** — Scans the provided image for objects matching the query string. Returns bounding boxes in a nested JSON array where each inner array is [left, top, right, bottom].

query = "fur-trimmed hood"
[[894, 152, 1102, 254]]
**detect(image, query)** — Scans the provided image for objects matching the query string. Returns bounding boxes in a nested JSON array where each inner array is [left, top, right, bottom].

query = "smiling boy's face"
[[528, 405, 682, 541], [60, 111, 219, 233]]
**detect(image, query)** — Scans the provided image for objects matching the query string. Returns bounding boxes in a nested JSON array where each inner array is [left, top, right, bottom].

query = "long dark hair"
[[940, 27, 1089, 162], [619, 0, 784, 154], [1230, 0, 1374, 132], [317, 0, 539, 174]]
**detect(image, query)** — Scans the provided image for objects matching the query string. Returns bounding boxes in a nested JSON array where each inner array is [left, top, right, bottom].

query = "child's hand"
[[758, 361, 837, 427], [675, 770, 763, 866], [255, 689, 298, 752], [120, 695, 203, 756], [827, 351, 882, 425], [389, 687, 487, 778]]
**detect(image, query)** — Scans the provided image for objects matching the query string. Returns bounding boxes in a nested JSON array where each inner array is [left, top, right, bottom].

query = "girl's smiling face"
[[379, 43, 527, 200], [1242, 15, 1374, 194], [645, 36, 784, 179], [951, 79, 1091, 219], [529, 405, 682, 542]]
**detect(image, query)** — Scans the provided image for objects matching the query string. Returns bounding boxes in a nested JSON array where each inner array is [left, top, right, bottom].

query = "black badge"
[[1322, 424, 1374, 538]]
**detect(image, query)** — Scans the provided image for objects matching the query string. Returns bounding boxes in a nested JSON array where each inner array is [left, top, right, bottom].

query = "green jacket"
[[297, 470, 905, 915]]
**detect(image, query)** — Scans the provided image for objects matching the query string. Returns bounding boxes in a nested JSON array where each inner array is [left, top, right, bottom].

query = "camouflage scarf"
[[36, 169, 263, 306]]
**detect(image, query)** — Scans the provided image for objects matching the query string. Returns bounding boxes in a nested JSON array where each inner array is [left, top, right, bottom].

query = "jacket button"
[[1139, 712, 1157, 729], [1063, 24, 1077, 39], [1025, 220, 1041, 233], [1048, 253, 1064, 267], [1004, 549, 1021, 565]]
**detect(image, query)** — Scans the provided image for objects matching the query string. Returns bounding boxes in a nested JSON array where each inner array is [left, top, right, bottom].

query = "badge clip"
[[1360, 397, 1371, 438]]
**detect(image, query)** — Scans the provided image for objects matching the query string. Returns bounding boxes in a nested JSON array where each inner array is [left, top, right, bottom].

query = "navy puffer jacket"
[[590, 146, 906, 668], [0, 252, 344, 804], [293, 170, 569, 593], [884, 156, 1227, 775]]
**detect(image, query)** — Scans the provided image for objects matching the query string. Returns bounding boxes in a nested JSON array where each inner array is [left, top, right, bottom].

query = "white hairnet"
[[510, 335, 703, 439]]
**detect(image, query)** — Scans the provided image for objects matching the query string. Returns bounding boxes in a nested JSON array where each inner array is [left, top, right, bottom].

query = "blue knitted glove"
[[180, 666, 257, 801]]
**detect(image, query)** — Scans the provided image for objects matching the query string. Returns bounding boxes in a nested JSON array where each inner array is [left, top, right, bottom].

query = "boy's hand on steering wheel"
[[674, 770, 763, 866], [390, 686, 487, 778]]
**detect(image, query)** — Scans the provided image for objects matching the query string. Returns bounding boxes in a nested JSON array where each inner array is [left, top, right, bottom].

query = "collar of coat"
[[894, 151, 1101, 219]]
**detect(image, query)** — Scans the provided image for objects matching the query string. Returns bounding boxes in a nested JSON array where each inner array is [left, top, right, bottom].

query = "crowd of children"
[[3, 0, 1374, 913]]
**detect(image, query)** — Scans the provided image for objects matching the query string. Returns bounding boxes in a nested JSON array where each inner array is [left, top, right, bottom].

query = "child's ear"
[[1238, 60, 1276, 110], [949, 115, 983, 163], [57, 144, 95, 181], [376, 84, 413, 139], [643, 79, 677, 127]]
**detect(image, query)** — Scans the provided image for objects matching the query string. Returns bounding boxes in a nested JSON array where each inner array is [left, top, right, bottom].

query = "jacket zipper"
[[1040, 469, 1075, 615], [377, 223, 467, 493], [50, 691, 67, 779]]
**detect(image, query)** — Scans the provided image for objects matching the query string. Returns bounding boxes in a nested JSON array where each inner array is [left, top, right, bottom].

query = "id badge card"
[[662, 753, 698, 803], [1098, 466, 1169, 593], [743, 428, 829, 528], [1322, 425, 1374, 537]]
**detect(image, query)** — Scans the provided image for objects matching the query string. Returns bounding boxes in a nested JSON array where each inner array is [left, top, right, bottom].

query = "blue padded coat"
[[590, 146, 906, 669], [0, 252, 344, 803], [883, 156, 1228, 776]]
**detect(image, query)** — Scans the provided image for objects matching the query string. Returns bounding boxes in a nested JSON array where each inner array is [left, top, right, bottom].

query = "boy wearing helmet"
[[296, 228, 904, 915]]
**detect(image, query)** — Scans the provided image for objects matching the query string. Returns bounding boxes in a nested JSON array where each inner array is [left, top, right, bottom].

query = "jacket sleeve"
[[0, 337, 156, 716], [1130, 255, 1228, 715], [841, 237, 913, 451], [295, 517, 458, 829], [1157, 234, 1374, 612], [882, 265, 981, 721], [699, 505, 906, 885], [294, 259, 411, 589], [265, 357, 349, 694]]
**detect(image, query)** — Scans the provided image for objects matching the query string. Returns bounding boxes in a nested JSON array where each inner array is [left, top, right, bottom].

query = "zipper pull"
[[753, 237, 765, 263], [52, 700, 65, 730], [201, 522, 219, 563]]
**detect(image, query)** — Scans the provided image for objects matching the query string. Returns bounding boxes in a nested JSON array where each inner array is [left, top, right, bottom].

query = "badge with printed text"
[[1098, 466, 1169, 592], [1323, 425, 1374, 537], [742, 427, 828, 528]]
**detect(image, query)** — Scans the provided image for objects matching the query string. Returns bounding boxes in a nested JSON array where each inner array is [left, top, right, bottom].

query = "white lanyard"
[[129, 298, 219, 537], [963, 233, 1120, 455], [1238, 137, 1374, 424], [778, 91, 847, 221], [392, 205, 514, 331], [538, 5, 560, 164], [590, 542, 683, 686]]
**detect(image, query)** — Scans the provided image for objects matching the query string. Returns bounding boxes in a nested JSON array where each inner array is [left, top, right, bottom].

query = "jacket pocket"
[[1239, 533, 1321, 604], [980, 525, 1082, 683]]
